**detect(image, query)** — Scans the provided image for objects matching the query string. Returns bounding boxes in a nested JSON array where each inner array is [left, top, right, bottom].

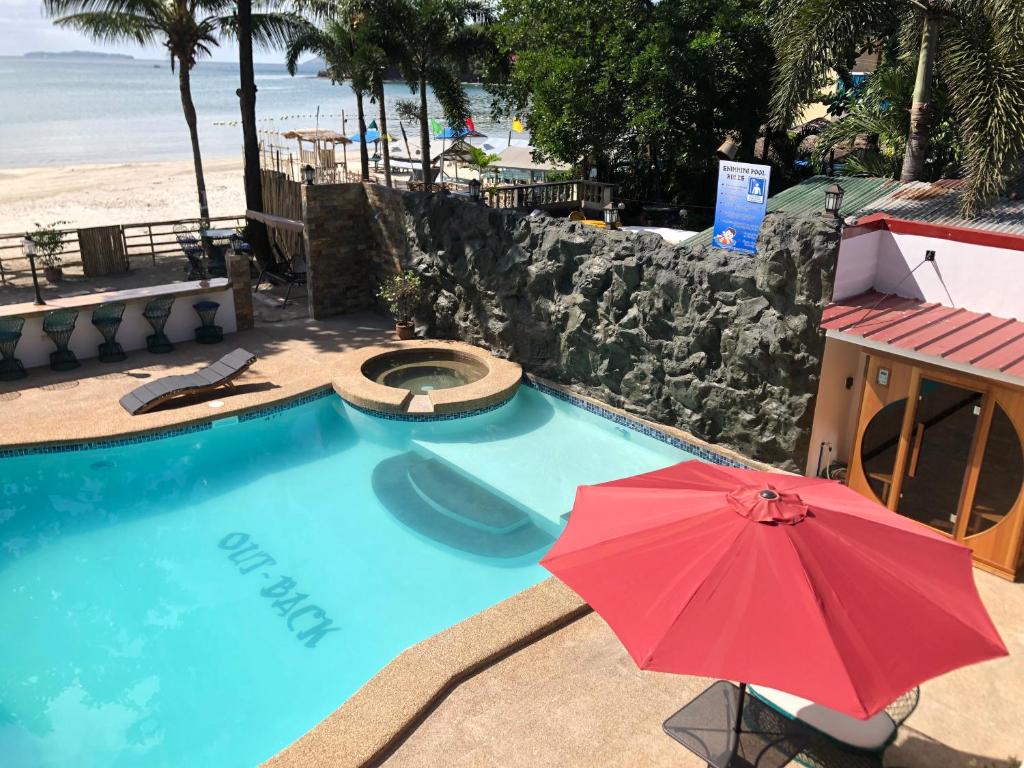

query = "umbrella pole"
[[733, 682, 747, 736]]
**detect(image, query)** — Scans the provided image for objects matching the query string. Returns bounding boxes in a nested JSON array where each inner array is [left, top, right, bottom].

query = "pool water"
[[363, 348, 488, 395], [0, 386, 697, 767]]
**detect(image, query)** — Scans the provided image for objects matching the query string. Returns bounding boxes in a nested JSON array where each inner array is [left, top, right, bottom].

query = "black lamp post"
[[302, 164, 316, 185], [22, 236, 45, 306], [468, 178, 482, 203], [824, 182, 845, 217]]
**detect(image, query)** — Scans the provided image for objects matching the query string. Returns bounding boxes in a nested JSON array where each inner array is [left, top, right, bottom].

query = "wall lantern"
[[302, 164, 316, 185], [468, 178, 482, 202], [824, 182, 845, 217], [603, 202, 617, 229], [716, 137, 739, 161], [22, 236, 45, 306]]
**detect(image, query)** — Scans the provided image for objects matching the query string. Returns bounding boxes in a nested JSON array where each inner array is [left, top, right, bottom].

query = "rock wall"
[[362, 188, 840, 469]]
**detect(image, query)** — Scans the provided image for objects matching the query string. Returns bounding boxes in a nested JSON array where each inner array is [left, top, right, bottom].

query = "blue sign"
[[712, 161, 772, 254]]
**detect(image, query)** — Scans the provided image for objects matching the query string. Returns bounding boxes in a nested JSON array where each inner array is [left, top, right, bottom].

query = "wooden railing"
[[260, 143, 362, 185], [485, 180, 616, 211], [0, 215, 245, 284]]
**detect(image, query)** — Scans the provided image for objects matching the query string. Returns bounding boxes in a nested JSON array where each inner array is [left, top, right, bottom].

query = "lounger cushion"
[[748, 685, 896, 751]]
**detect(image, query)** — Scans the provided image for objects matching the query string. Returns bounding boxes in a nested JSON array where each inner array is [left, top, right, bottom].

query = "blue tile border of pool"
[[0, 386, 335, 459], [0, 378, 744, 468], [524, 377, 745, 468]]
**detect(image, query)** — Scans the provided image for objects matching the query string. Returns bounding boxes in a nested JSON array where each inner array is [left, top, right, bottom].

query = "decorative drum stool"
[[0, 316, 27, 381], [143, 296, 175, 353], [193, 300, 223, 344], [92, 302, 127, 363], [42, 307, 80, 371]]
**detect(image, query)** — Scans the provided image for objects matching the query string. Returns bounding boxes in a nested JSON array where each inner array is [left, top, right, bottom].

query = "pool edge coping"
[[260, 578, 593, 768]]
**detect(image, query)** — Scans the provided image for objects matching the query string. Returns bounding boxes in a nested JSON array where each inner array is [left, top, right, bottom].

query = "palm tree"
[[769, 0, 1024, 215], [286, 13, 375, 180], [382, 0, 491, 190], [43, 0, 234, 220], [813, 56, 961, 180], [466, 145, 500, 182], [235, 0, 302, 269]]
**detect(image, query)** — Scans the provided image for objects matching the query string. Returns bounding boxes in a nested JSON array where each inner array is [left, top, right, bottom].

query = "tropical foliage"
[[769, 0, 1024, 215], [465, 146, 501, 180], [44, 0, 299, 222], [286, 8, 377, 179], [374, 0, 492, 190], [486, 0, 774, 203], [813, 56, 961, 180]]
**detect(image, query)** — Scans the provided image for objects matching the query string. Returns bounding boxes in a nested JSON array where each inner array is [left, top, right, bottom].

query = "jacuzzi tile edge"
[[0, 385, 336, 458], [523, 376, 748, 469]]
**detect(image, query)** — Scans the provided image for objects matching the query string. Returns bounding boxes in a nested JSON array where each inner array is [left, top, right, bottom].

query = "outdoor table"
[[200, 229, 235, 278]]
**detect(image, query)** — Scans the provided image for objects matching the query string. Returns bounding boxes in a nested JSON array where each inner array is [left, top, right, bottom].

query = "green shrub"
[[378, 271, 423, 325]]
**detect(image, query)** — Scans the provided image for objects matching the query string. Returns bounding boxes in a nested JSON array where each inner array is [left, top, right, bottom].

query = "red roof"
[[821, 292, 1024, 380]]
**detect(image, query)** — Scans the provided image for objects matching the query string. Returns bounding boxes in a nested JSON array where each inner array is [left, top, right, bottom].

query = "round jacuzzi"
[[334, 341, 522, 417], [361, 348, 488, 395]]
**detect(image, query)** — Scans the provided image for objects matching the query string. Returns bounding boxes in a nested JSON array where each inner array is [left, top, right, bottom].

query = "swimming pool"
[[0, 385, 701, 767]]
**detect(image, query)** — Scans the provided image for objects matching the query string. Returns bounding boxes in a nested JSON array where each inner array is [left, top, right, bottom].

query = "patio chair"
[[118, 348, 257, 415], [143, 296, 175, 353], [748, 684, 920, 768], [0, 316, 27, 381], [42, 307, 80, 371], [177, 233, 207, 281], [91, 302, 127, 363], [255, 242, 307, 308]]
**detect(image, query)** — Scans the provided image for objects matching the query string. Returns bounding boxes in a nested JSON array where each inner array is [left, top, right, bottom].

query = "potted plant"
[[378, 271, 423, 339], [28, 222, 69, 284]]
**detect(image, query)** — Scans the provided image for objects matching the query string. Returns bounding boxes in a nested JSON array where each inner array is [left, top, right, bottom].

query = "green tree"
[[43, 0, 259, 220], [769, 0, 1024, 215], [487, 0, 773, 202], [466, 145, 501, 181], [813, 56, 961, 180], [380, 0, 491, 190], [285, 11, 376, 180]]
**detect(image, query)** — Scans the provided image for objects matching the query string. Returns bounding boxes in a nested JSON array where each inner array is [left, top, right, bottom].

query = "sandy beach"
[[0, 157, 247, 234]]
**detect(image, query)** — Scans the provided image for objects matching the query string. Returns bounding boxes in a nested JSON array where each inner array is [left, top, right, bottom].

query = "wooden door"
[[848, 354, 1024, 579]]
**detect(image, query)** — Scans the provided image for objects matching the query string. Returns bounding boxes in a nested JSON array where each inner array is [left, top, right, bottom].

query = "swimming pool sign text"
[[218, 532, 340, 649]]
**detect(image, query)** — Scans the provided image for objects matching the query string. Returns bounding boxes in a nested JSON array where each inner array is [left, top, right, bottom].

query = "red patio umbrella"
[[541, 461, 1007, 722]]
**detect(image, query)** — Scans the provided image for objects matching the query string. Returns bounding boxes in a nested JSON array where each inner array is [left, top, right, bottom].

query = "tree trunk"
[[900, 12, 939, 183], [376, 77, 392, 188], [178, 65, 209, 220], [356, 90, 369, 181], [236, 0, 273, 270], [419, 74, 432, 191]]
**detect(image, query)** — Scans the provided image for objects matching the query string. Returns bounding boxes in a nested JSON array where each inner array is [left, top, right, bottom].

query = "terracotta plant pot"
[[43, 266, 63, 284], [395, 322, 416, 340]]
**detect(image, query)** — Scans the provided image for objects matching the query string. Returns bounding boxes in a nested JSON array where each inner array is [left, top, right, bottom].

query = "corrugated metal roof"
[[822, 291, 1024, 382], [690, 175, 900, 247], [852, 180, 1024, 236]]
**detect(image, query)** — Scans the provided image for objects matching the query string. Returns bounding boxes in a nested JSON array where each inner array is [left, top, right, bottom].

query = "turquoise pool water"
[[0, 386, 697, 767]]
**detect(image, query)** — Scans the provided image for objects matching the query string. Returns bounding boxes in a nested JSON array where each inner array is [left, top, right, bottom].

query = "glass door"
[[892, 378, 984, 534]]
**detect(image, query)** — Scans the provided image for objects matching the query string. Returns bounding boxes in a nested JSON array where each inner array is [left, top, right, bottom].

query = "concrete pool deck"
[[3, 314, 1021, 767]]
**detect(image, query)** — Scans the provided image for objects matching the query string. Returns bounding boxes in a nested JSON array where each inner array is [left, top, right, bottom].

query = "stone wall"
[[301, 183, 378, 319], [361, 189, 841, 469]]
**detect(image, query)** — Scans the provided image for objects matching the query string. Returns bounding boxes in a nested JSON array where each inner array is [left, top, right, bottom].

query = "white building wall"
[[835, 226, 1024, 319]]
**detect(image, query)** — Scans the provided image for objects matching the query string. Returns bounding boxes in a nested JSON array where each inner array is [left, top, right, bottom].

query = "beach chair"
[[255, 242, 307, 308], [118, 348, 257, 415]]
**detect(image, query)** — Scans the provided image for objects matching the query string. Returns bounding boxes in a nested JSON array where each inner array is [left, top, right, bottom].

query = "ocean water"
[[0, 387, 695, 767], [0, 57, 503, 168]]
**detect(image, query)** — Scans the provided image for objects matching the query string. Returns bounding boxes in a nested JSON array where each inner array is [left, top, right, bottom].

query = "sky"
[[0, 0, 281, 62]]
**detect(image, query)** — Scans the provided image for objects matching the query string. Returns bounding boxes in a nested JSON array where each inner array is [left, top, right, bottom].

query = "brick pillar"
[[302, 183, 375, 319], [226, 250, 254, 331]]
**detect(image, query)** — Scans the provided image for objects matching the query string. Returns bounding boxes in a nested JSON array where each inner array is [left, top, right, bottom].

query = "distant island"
[[24, 51, 134, 61]]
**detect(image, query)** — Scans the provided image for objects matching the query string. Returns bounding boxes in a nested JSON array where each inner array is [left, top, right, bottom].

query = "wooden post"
[[148, 224, 156, 265]]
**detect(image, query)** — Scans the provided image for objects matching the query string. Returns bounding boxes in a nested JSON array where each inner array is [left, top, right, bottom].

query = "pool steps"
[[407, 458, 531, 535]]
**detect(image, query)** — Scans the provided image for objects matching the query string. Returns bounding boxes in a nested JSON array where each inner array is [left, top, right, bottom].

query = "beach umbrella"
[[541, 461, 1007, 730]]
